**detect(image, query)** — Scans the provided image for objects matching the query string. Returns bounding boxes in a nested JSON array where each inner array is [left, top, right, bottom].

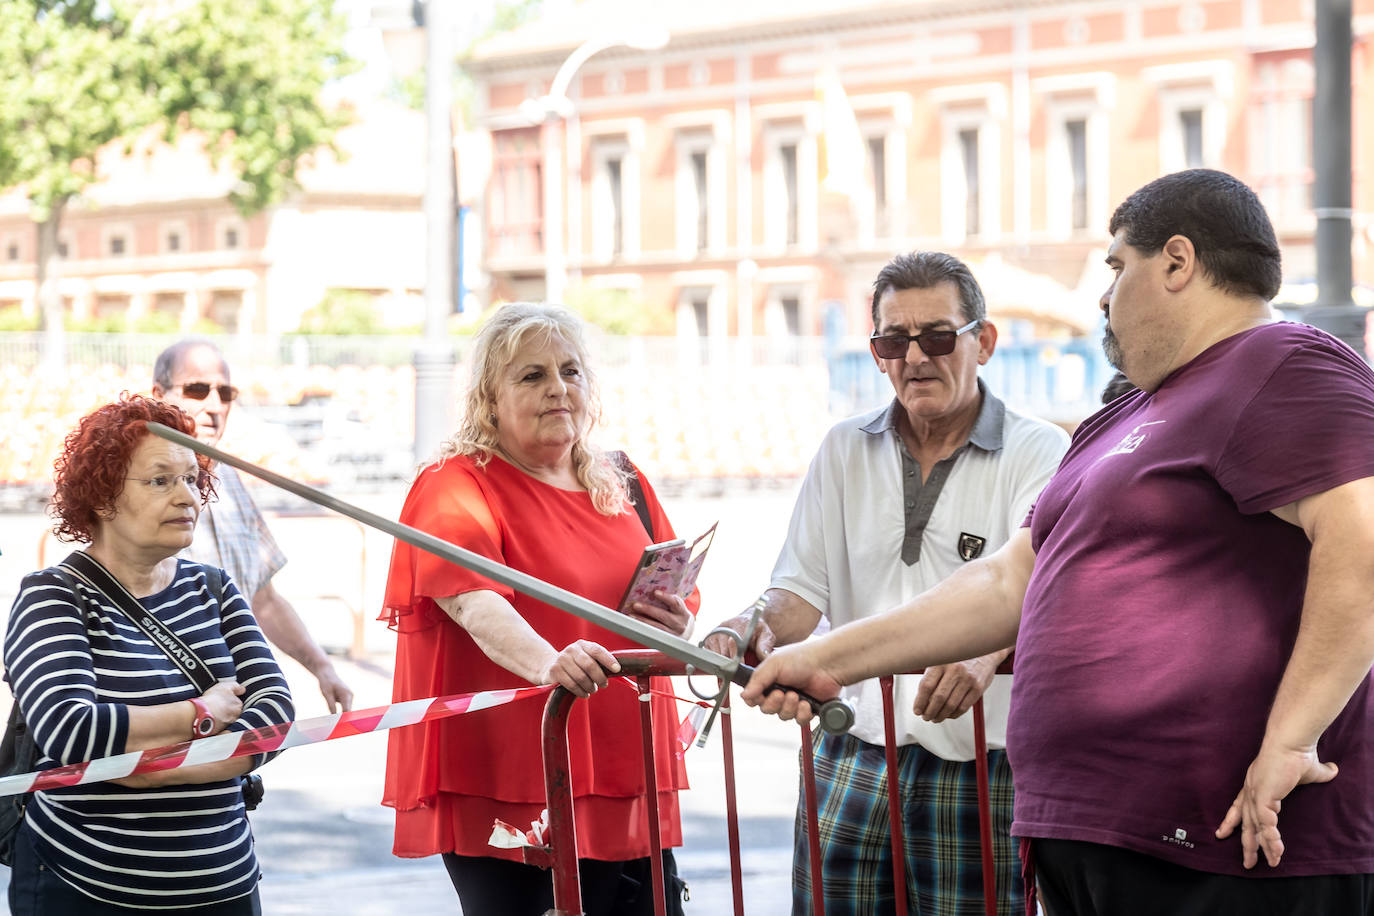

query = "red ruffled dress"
[[380, 453, 696, 862]]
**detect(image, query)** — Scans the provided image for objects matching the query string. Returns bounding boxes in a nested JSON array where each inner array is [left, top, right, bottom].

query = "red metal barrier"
[[532, 651, 1011, 916], [718, 689, 747, 915], [798, 663, 1013, 916], [532, 649, 747, 916], [879, 676, 909, 916]]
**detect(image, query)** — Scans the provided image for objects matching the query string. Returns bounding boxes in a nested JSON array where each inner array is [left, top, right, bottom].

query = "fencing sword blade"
[[147, 423, 854, 735]]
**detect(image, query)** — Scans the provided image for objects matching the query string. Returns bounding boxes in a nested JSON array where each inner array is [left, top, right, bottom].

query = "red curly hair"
[[49, 393, 217, 543]]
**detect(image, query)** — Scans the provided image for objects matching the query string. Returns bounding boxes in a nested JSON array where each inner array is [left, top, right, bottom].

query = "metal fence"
[[0, 331, 1111, 422]]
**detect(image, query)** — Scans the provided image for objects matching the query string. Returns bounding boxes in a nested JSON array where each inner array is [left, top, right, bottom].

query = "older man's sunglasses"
[[175, 382, 240, 402], [870, 320, 980, 360]]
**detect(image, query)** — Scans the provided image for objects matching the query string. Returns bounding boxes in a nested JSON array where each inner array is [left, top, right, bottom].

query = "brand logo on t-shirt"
[[957, 533, 986, 561], [1103, 420, 1167, 457], [1161, 827, 1195, 849]]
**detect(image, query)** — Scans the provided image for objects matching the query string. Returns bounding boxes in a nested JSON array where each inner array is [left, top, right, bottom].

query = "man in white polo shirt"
[[709, 251, 1067, 915]]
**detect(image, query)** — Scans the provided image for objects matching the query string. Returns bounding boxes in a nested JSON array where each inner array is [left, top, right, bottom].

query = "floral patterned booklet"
[[616, 522, 717, 613]]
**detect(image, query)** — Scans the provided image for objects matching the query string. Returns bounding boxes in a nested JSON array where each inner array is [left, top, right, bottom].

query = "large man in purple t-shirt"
[[741, 170, 1374, 915]]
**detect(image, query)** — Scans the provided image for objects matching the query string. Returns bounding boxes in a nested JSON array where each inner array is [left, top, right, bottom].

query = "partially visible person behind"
[[1099, 370, 1136, 404], [709, 251, 1068, 915], [381, 302, 697, 916], [743, 169, 1374, 916], [4, 394, 294, 914], [152, 339, 353, 713]]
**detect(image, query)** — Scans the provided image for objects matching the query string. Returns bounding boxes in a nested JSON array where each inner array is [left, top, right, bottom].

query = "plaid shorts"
[[793, 731, 1023, 916]]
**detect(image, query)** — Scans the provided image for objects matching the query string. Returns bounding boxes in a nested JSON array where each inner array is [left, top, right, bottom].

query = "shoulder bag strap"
[[201, 565, 225, 606], [612, 451, 654, 539], [59, 551, 218, 695]]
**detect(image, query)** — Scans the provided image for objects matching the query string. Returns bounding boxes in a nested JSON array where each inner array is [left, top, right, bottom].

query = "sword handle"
[[731, 663, 855, 736]]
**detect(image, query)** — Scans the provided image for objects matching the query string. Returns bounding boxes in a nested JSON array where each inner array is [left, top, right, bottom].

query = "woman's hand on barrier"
[[628, 589, 693, 636], [739, 643, 842, 724], [540, 640, 621, 698], [201, 681, 246, 734]]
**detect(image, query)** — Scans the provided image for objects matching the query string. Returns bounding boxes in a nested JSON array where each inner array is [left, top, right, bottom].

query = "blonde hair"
[[434, 302, 632, 516]]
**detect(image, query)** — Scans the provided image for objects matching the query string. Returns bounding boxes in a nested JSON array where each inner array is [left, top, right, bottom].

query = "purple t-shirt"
[[1012, 322, 1374, 877]]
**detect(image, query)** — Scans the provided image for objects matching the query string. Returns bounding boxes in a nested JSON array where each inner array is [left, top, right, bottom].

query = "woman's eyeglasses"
[[869, 320, 980, 360], [174, 382, 239, 402], [125, 472, 209, 495]]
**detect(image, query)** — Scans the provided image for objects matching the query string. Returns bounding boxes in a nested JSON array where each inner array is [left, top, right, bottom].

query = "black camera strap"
[[57, 552, 263, 810], [59, 551, 218, 695]]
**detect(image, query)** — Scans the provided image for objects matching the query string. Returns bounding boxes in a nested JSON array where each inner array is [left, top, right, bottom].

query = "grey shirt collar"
[[859, 378, 1006, 453]]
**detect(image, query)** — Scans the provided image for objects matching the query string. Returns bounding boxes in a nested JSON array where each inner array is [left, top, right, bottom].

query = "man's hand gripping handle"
[[690, 599, 855, 742]]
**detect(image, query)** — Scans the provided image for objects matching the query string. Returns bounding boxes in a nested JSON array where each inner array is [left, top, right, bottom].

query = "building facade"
[[468, 0, 1373, 344], [0, 102, 429, 336]]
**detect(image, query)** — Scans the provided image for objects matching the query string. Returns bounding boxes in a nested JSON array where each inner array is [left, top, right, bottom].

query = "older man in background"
[[711, 251, 1068, 915], [153, 339, 353, 713]]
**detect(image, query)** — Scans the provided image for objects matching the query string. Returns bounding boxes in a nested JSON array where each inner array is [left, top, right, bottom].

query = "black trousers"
[[442, 849, 682, 916], [1034, 838, 1374, 916]]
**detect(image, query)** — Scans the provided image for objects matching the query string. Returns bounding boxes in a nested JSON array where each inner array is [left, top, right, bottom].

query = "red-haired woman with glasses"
[[3, 394, 293, 914]]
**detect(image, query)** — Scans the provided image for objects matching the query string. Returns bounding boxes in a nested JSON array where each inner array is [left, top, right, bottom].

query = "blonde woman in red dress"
[[381, 303, 698, 915]]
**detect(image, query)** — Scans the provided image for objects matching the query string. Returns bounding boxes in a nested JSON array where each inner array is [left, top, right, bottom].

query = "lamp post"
[[414, 0, 457, 464], [1306, 0, 1366, 356], [521, 28, 669, 304]]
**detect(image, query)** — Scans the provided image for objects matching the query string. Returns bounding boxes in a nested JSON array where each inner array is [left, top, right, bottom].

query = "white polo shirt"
[[770, 384, 1068, 760]]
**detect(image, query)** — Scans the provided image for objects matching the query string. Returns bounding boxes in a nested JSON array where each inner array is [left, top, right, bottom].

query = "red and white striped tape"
[[1, 679, 714, 798], [0, 684, 553, 798]]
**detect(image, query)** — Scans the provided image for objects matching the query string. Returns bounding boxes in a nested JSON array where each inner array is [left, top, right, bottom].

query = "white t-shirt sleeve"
[[1004, 419, 1070, 532], [768, 431, 837, 619]]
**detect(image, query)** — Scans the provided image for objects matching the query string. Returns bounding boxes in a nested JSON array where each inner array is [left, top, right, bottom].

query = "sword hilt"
[[730, 662, 855, 735], [689, 602, 855, 742]]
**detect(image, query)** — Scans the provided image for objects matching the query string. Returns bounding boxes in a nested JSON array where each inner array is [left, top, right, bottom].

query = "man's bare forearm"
[[253, 582, 333, 675], [756, 588, 823, 646], [819, 531, 1032, 687], [1263, 490, 1374, 750]]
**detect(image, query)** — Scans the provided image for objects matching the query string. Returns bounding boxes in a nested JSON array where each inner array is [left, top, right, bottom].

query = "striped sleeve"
[[5, 560, 288, 909], [4, 571, 129, 766], [211, 572, 293, 768]]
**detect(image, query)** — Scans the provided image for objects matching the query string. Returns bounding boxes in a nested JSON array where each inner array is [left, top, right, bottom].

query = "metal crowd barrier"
[[532, 651, 1011, 916], [528, 650, 717, 916], [798, 663, 1014, 916]]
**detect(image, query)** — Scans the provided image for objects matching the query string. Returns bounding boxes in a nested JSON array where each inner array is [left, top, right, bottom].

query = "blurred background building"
[[0, 102, 427, 336], [466, 0, 1374, 342], [1, 0, 1372, 499]]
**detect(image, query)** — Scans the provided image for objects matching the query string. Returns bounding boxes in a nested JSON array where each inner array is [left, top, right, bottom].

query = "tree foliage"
[[394, 0, 548, 120], [0, 0, 356, 359], [148, 0, 356, 213], [0, 0, 355, 215], [0, 0, 152, 220]]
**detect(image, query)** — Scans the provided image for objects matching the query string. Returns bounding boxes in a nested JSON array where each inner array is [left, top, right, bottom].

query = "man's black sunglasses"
[[870, 320, 980, 360], [175, 382, 240, 402]]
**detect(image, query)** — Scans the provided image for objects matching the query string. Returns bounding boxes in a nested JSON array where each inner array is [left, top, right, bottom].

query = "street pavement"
[[0, 487, 808, 914]]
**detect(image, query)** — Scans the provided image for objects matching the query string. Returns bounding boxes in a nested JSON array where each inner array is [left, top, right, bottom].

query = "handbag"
[[0, 564, 89, 866], [58, 552, 264, 811], [0, 699, 39, 867]]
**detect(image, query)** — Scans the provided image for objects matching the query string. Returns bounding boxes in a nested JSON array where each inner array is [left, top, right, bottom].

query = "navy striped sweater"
[[3, 558, 293, 909]]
